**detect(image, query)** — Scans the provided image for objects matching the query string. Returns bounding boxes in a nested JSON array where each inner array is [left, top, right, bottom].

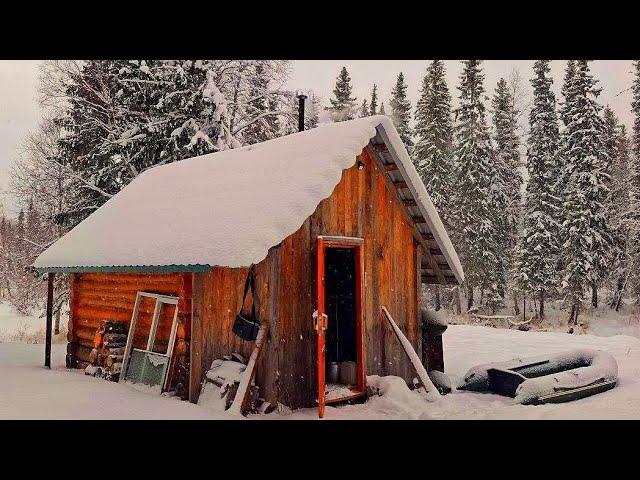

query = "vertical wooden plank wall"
[[196, 147, 420, 409], [190, 272, 204, 403]]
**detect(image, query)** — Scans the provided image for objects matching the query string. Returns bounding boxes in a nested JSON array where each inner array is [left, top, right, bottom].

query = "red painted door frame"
[[316, 236, 365, 418]]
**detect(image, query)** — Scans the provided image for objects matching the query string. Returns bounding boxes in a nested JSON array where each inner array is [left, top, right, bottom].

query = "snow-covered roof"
[[34, 115, 464, 284]]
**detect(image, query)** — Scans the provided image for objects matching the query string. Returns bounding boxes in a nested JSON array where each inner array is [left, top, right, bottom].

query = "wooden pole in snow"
[[381, 307, 440, 399], [45, 272, 55, 368]]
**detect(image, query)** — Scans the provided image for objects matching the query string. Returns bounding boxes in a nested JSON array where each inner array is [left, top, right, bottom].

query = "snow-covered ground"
[[0, 342, 226, 419], [2, 316, 640, 419], [0, 302, 67, 343], [282, 325, 640, 419]]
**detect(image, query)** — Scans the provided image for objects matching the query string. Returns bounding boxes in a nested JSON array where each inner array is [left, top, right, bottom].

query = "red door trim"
[[316, 236, 365, 418], [316, 237, 327, 418]]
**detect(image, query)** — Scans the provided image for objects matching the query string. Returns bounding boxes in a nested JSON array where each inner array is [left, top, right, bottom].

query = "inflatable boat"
[[457, 349, 618, 405]]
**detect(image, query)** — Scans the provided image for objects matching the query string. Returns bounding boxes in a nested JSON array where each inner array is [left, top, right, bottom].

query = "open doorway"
[[316, 236, 365, 417]]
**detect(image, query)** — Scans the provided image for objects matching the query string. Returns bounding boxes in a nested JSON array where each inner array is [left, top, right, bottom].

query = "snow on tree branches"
[[514, 60, 561, 318], [390, 72, 414, 152], [413, 60, 453, 226], [451, 60, 503, 311], [328, 66, 357, 122], [559, 60, 611, 323]]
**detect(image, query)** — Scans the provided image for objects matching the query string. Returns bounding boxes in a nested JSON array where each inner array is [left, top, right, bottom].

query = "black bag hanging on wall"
[[232, 264, 260, 341]]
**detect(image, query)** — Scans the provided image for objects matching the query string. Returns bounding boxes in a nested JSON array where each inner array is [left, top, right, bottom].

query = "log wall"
[[68, 272, 192, 362]]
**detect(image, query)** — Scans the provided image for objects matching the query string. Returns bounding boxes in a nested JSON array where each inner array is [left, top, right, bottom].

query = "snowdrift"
[[458, 349, 618, 404]]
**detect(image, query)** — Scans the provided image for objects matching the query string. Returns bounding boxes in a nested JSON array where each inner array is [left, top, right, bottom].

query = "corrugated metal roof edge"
[[33, 264, 211, 274]]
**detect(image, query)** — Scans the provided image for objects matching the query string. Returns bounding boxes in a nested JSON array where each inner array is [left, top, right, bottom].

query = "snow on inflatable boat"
[[457, 349, 618, 405]]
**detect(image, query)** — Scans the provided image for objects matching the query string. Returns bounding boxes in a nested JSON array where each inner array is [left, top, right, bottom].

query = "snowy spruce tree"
[[380, 102, 386, 115], [5, 59, 294, 314], [241, 62, 283, 145], [360, 99, 369, 118], [370, 84, 379, 115], [328, 66, 357, 122], [305, 93, 321, 130], [513, 60, 561, 319], [389, 72, 414, 152], [56, 60, 293, 226], [491, 77, 522, 301], [603, 108, 632, 310], [413, 60, 453, 226], [628, 60, 640, 301], [556, 59, 578, 215], [560, 60, 611, 323], [451, 60, 501, 311]]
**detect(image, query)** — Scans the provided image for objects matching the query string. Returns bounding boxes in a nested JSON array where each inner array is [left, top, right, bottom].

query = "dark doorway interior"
[[324, 248, 357, 373]]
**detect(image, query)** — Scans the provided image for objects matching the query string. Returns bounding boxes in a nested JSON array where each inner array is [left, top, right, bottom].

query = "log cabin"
[[33, 115, 464, 413]]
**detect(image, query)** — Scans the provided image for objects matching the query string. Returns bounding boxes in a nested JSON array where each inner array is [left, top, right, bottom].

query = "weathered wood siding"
[[68, 147, 420, 409], [69, 272, 192, 353], [199, 147, 420, 409]]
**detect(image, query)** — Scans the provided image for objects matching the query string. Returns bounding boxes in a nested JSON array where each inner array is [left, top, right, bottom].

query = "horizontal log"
[[402, 199, 417, 207], [76, 304, 179, 320], [77, 295, 190, 315], [68, 343, 94, 363], [109, 363, 123, 375], [393, 181, 408, 189], [72, 325, 170, 348], [74, 313, 180, 332], [89, 348, 99, 364], [78, 272, 186, 285], [384, 163, 398, 171], [106, 355, 124, 367], [67, 342, 92, 358], [77, 285, 185, 299], [412, 216, 427, 224], [77, 283, 185, 294], [102, 347, 125, 357], [174, 338, 187, 356], [103, 333, 127, 343]]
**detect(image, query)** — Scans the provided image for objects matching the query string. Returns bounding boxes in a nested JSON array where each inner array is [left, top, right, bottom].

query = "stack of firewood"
[[84, 321, 128, 381]]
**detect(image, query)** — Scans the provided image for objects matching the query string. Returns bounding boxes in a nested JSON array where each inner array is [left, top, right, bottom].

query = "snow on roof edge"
[[33, 116, 464, 284]]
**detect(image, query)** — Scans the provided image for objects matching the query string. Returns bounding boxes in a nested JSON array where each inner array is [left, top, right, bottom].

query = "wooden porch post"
[[45, 272, 55, 368], [189, 272, 204, 403]]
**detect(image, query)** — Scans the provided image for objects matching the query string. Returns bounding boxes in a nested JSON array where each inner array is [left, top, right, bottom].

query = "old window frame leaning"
[[119, 292, 180, 392]]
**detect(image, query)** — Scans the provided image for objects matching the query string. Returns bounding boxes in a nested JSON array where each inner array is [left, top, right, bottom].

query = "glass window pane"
[[125, 348, 169, 393]]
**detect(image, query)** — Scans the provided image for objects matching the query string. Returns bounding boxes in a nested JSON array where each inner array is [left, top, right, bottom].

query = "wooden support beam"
[[422, 275, 458, 285], [373, 144, 388, 153], [412, 216, 427, 224], [430, 247, 443, 256], [45, 272, 55, 368], [393, 181, 408, 189], [419, 240, 447, 285], [189, 272, 205, 403], [422, 275, 439, 284], [384, 163, 399, 171], [402, 199, 417, 207]]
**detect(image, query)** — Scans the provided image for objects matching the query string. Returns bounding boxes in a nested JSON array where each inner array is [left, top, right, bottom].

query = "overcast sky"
[[0, 60, 635, 215]]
